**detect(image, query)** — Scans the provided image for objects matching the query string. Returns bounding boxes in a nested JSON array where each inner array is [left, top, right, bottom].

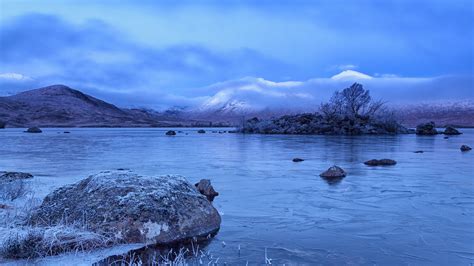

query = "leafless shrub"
[[0, 179, 31, 201]]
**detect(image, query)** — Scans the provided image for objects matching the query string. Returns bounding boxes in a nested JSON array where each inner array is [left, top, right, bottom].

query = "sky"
[[0, 0, 473, 109]]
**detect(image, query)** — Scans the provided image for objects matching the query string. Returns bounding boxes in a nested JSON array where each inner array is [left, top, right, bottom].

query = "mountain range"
[[0, 82, 473, 128]]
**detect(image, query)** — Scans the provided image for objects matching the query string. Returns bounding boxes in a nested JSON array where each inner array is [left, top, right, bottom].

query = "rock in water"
[[165, 130, 176, 136], [415, 122, 438, 135], [197, 129, 206, 134], [0, 171, 33, 182], [414, 150, 424, 153], [29, 172, 221, 244], [320, 166, 346, 178], [195, 179, 219, 202], [292, 158, 304, 162], [364, 159, 397, 166], [0, 121, 5, 129], [25, 127, 42, 133], [443, 126, 462, 135], [460, 145, 472, 152]]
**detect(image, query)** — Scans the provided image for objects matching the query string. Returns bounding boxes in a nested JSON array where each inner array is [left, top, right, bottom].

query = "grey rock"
[[416, 122, 438, 135], [194, 179, 219, 202], [460, 145, 472, 152], [25, 127, 42, 133], [320, 166, 346, 178], [165, 130, 176, 136], [443, 126, 462, 135], [364, 159, 397, 166], [29, 172, 221, 245], [0, 171, 33, 182]]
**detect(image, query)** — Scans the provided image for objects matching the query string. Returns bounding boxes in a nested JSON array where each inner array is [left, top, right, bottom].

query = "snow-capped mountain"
[[330, 70, 373, 80]]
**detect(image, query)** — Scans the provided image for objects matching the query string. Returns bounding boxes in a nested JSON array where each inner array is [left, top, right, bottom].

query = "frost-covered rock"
[[24, 127, 42, 133], [194, 179, 219, 202], [0, 171, 33, 182], [28, 172, 221, 245], [320, 166, 346, 178], [443, 126, 462, 135], [364, 159, 397, 166], [416, 122, 438, 135]]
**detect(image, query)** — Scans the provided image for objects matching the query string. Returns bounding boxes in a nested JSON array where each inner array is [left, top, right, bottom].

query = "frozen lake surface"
[[1, 128, 473, 265]]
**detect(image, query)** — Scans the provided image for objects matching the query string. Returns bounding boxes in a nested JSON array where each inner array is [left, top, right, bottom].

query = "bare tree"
[[321, 83, 385, 120]]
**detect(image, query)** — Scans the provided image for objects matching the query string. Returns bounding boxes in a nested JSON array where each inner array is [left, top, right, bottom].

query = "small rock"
[[414, 150, 424, 153], [63, 131, 70, 134], [444, 136, 449, 139], [197, 129, 206, 134], [320, 166, 346, 178], [195, 179, 219, 202], [0, 121, 5, 129], [292, 158, 304, 162], [416, 122, 438, 135], [364, 159, 397, 166], [25, 127, 42, 133], [460, 145, 472, 152], [443, 126, 462, 135], [165, 130, 176, 136], [0, 204, 12, 209], [0, 171, 33, 182]]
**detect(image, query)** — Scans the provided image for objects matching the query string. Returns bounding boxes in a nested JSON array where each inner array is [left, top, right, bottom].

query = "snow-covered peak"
[[331, 70, 373, 81]]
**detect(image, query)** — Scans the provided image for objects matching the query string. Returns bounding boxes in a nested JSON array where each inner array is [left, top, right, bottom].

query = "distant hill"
[[0, 85, 196, 127], [1, 84, 472, 128]]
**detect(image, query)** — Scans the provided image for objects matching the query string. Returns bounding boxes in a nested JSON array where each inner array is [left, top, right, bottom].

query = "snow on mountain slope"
[[330, 70, 373, 80]]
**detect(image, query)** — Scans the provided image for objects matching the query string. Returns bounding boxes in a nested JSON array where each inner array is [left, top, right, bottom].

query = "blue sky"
[[0, 0, 473, 108]]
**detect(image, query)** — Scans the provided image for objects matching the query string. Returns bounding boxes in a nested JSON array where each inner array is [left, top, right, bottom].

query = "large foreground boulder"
[[28, 172, 221, 245], [416, 122, 438, 135]]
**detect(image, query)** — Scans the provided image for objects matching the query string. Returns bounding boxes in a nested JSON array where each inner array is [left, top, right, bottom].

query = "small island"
[[240, 83, 411, 135]]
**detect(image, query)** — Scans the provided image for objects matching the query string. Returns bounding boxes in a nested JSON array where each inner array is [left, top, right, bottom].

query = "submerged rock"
[[320, 166, 346, 178], [25, 127, 42, 133], [29, 172, 221, 245], [460, 145, 472, 152], [0, 171, 33, 182], [443, 126, 462, 135], [195, 179, 219, 202], [165, 130, 176, 136], [197, 129, 206, 134], [415, 122, 438, 135], [292, 158, 304, 162], [364, 159, 397, 166]]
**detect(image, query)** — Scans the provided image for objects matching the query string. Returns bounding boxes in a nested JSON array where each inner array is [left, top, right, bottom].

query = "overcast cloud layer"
[[0, 0, 472, 109]]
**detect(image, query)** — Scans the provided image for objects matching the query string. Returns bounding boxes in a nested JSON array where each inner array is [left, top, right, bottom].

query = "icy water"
[[1, 128, 473, 265]]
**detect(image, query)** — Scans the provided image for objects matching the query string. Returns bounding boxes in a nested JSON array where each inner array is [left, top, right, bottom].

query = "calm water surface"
[[1, 128, 473, 265]]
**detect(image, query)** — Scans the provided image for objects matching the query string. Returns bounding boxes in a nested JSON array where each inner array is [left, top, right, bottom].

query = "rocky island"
[[240, 83, 411, 135]]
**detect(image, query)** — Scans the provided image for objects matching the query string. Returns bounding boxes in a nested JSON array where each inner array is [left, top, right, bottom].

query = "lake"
[[0, 128, 473, 265]]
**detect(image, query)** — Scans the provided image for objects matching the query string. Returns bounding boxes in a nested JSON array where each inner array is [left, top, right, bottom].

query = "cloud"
[[0, 13, 290, 105], [197, 72, 474, 112]]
